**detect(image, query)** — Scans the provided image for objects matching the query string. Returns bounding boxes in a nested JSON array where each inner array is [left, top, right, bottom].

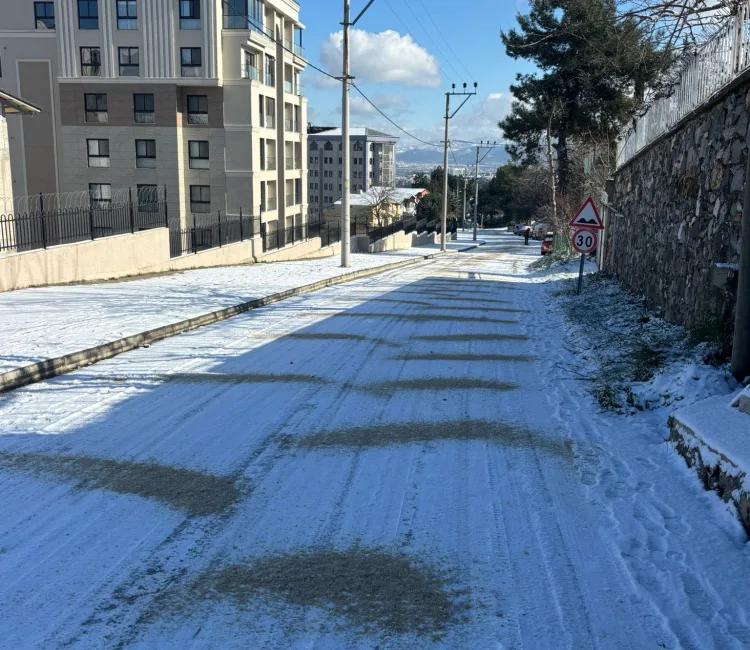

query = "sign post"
[[569, 198, 603, 295]]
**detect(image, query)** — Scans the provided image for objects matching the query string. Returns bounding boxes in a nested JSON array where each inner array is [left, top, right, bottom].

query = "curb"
[[0, 242, 484, 394]]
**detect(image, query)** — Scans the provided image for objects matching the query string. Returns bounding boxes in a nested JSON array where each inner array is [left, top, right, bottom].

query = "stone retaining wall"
[[608, 80, 748, 328]]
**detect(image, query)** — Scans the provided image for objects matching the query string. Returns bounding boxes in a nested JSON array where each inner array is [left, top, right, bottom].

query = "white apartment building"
[[306, 127, 396, 221], [0, 0, 307, 231]]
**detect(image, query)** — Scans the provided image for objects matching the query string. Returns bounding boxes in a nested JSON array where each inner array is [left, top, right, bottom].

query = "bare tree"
[[362, 186, 399, 227]]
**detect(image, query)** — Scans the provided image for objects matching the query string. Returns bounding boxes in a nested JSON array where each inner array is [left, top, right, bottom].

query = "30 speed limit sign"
[[571, 228, 598, 254]]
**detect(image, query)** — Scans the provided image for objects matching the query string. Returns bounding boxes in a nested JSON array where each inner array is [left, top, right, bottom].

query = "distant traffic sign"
[[569, 197, 604, 230], [571, 228, 598, 255]]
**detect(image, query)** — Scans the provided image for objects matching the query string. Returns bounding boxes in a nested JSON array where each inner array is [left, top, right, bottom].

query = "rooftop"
[[0, 89, 42, 115], [308, 126, 399, 140], [334, 187, 428, 206]]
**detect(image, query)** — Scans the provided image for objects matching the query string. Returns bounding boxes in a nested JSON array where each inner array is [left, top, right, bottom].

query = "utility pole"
[[462, 174, 467, 231], [473, 141, 499, 240], [441, 83, 477, 251], [732, 139, 750, 381], [340, 0, 375, 268]]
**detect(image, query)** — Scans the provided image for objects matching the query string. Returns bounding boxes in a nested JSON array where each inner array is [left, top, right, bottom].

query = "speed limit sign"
[[571, 228, 598, 254]]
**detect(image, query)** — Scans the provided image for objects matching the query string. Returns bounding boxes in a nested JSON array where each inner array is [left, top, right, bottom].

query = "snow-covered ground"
[[0, 234, 481, 374], [0, 231, 749, 649]]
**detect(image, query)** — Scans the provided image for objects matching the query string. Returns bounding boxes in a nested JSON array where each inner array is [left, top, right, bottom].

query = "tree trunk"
[[556, 133, 570, 197]]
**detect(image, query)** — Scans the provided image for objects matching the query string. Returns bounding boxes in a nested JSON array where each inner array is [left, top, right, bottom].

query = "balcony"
[[284, 79, 293, 94], [266, 157, 276, 171], [266, 73, 275, 87], [285, 157, 294, 170], [283, 39, 293, 52], [265, 197, 277, 211], [286, 193, 294, 207], [293, 43, 304, 58], [284, 119, 293, 132], [242, 66, 260, 81], [265, 115, 275, 129]]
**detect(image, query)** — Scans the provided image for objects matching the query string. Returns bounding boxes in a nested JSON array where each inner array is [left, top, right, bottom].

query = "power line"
[[351, 84, 441, 148], [399, 0, 464, 79], [414, 0, 475, 80]]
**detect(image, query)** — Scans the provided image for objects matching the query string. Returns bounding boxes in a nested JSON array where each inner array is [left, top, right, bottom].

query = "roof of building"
[[333, 187, 428, 207], [308, 126, 398, 140], [0, 89, 42, 115]]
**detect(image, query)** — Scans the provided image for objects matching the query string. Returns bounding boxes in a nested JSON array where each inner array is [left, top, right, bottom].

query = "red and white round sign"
[[571, 228, 598, 254]]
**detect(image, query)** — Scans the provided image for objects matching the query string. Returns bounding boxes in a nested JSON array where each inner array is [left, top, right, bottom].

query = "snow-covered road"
[[0, 231, 749, 649]]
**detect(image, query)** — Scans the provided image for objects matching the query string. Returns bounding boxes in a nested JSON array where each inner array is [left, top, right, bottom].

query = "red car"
[[541, 233, 554, 255]]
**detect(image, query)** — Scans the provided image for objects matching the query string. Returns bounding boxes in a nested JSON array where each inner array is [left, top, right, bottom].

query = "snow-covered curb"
[[731, 384, 750, 414], [0, 245, 482, 394], [668, 391, 750, 535]]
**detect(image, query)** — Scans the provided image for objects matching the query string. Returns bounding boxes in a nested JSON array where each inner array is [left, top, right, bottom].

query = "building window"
[[187, 94, 208, 124], [118, 47, 139, 76], [87, 139, 110, 167], [258, 95, 264, 128], [223, 0, 248, 29], [89, 183, 111, 207], [188, 140, 209, 169], [265, 55, 275, 87], [324, 141, 332, 151], [78, 0, 98, 29], [34, 2, 55, 29], [180, 47, 202, 77], [137, 184, 159, 212], [179, 0, 200, 29], [265, 97, 275, 128], [84, 93, 107, 122], [135, 139, 156, 168], [133, 93, 154, 123], [310, 142, 318, 151], [116, 0, 137, 29], [190, 185, 211, 213], [80, 47, 101, 76]]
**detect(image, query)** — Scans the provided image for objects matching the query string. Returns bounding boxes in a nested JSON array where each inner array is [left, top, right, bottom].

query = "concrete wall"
[[369, 229, 412, 253], [608, 79, 748, 328]]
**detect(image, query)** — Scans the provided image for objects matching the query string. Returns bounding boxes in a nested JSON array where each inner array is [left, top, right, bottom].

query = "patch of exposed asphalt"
[[190, 549, 465, 637], [360, 378, 519, 396], [160, 373, 329, 384], [392, 353, 534, 363], [419, 306, 528, 314], [0, 452, 240, 516], [284, 332, 402, 348], [332, 313, 518, 325], [284, 419, 573, 458], [414, 334, 529, 342]]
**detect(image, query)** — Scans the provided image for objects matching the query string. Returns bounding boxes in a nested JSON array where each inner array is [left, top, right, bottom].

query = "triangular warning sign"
[[568, 197, 604, 230]]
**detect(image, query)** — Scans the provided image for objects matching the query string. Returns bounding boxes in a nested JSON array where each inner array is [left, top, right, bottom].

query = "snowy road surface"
[[0, 235, 479, 374], [1, 231, 749, 649]]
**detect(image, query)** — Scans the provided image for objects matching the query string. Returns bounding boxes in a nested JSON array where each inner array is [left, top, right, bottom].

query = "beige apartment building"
[[0, 0, 307, 231]]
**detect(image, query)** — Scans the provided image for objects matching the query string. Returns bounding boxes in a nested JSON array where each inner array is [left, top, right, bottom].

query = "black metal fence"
[[169, 211, 260, 258], [309, 220, 341, 247], [260, 222, 311, 253], [0, 188, 168, 254]]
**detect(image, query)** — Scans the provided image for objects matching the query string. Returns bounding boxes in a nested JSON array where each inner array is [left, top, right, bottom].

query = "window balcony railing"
[[181, 66, 203, 78], [284, 79, 293, 94], [266, 116, 275, 129], [266, 156, 276, 171], [284, 119, 293, 132], [266, 73, 275, 87], [81, 64, 101, 77], [293, 43, 304, 58], [266, 197, 277, 211], [286, 193, 295, 207], [285, 157, 294, 170], [242, 66, 260, 81], [134, 111, 154, 124], [295, 158, 301, 170], [283, 39, 293, 52]]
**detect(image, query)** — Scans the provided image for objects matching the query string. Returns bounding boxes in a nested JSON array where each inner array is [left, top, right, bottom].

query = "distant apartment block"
[[306, 127, 397, 221], [1, 0, 308, 230]]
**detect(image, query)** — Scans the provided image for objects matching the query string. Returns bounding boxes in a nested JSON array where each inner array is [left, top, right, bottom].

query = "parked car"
[[513, 223, 526, 236], [532, 222, 550, 240], [541, 232, 554, 255]]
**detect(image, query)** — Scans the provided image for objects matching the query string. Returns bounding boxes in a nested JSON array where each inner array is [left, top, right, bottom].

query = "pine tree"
[[499, 0, 669, 195]]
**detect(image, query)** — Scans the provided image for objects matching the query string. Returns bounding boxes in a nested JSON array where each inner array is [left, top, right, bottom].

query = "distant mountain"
[[396, 145, 510, 170]]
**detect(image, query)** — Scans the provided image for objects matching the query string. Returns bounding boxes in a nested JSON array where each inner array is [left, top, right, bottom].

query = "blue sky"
[[298, 0, 537, 149]]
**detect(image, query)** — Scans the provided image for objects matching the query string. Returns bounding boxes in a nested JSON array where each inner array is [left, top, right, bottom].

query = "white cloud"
[[320, 29, 441, 88]]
